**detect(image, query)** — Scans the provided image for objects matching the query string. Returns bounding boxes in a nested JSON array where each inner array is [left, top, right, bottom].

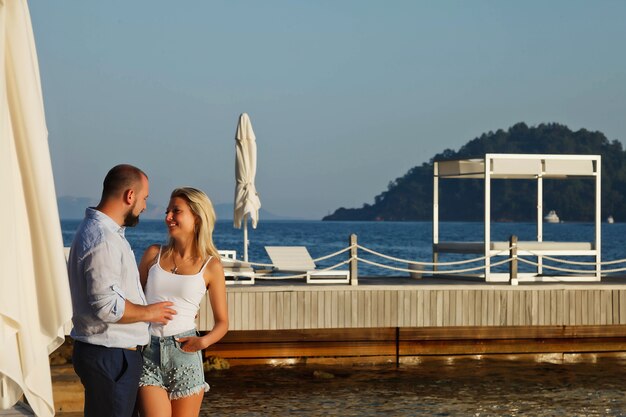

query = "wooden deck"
[[200, 276, 626, 330], [199, 276, 626, 364]]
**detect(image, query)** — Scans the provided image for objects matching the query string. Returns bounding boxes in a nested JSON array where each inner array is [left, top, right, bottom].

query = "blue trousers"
[[73, 341, 143, 417]]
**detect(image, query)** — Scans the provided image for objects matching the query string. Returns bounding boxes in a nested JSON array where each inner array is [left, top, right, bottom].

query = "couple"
[[67, 164, 229, 417]]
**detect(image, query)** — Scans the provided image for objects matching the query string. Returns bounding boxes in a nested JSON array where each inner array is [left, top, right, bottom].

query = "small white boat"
[[607, 215, 615, 224], [544, 210, 560, 223]]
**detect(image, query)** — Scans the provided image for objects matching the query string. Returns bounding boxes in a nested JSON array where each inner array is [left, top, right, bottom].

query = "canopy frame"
[[433, 153, 602, 282]]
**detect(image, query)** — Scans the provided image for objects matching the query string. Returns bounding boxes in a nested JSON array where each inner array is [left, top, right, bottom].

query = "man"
[[68, 164, 176, 417]]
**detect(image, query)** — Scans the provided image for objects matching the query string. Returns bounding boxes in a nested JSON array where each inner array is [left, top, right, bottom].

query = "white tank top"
[[144, 247, 211, 337]]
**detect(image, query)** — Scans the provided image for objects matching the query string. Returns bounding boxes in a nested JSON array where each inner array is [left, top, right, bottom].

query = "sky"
[[28, 0, 626, 219]]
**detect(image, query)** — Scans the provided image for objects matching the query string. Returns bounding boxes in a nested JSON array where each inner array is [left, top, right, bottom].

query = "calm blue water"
[[61, 220, 626, 276]]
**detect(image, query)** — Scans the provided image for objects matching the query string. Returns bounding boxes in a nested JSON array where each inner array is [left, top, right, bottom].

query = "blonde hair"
[[163, 187, 220, 262]]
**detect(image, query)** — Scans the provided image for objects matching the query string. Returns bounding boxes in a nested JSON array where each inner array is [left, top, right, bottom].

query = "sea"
[[60, 219, 626, 416], [61, 219, 626, 276]]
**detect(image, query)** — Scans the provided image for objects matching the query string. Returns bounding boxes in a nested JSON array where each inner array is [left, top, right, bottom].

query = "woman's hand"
[[176, 335, 209, 353]]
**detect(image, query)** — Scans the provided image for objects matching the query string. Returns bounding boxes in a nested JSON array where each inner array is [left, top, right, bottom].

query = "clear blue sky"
[[29, 0, 626, 219]]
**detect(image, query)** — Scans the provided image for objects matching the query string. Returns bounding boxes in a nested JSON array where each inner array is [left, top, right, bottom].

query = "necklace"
[[170, 255, 196, 274]]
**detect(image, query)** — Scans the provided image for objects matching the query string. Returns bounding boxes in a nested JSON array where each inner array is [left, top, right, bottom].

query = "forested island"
[[323, 123, 626, 222]]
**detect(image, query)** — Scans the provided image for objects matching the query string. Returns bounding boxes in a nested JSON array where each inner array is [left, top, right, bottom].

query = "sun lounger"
[[218, 250, 255, 285], [265, 246, 350, 284]]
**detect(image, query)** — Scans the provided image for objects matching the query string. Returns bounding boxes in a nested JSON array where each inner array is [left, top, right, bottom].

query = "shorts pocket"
[[174, 340, 197, 355]]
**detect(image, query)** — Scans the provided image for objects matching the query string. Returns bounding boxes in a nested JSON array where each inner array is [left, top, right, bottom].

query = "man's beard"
[[123, 202, 140, 227]]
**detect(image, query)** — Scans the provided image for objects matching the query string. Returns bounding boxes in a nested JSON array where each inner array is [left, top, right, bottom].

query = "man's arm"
[[84, 242, 175, 324], [118, 300, 175, 324]]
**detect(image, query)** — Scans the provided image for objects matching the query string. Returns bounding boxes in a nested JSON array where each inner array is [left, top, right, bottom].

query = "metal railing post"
[[350, 234, 358, 286], [509, 235, 518, 286]]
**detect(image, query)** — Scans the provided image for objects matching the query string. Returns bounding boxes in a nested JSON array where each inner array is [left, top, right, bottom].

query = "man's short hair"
[[101, 164, 147, 199]]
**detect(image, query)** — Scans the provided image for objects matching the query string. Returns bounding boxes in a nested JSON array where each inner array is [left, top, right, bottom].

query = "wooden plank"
[[602, 290, 611, 325], [621, 290, 626, 325], [342, 291, 352, 327], [459, 290, 467, 326], [550, 290, 557, 325], [436, 290, 444, 327], [443, 290, 451, 327], [399, 325, 626, 340], [507, 291, 514, 326], [556, 290, 564, 326], [537, 290, 544, 325], [513, 291, 520, 326], [323, 291, 331, 329], [255, 292, 263, 329], [350, 291, 358, 328], [467, 290, 474, 326], [416, 290, 424, 327], [581, 291, 589, 326], [587, 289, 595, 326], [613, 290, 619, 327], [542, 290, 550, 326], [568, 291, 576, 325], [400, 291, 408, 327], [407, 290, 415, 327], [309, 291, 317, 329], [268, 292, 276, 330], [282, 292, 291, 330], [329, 290, 336, 329], [275, 291, 283, 330], [364, 290, 372, 327], [298, 291, 306, 329], [498, 291, 507, 326], [455, 290, 462, 326], [382, 291, 392, 327], [318, 290, 326, 328], [474, 290, 482, 326], [598, 291, 607, 324], [213, 341, 397, 358], [234, 292, 242, 330], [531, 290, 539, 326], [302, 291, 310, 329], [391, 290, 399, 327], [575, 290, 582, 325], [263, 292, 271, 330], [525, 290, 532, 326], [487, 290, 495, 326], [290, 291, 298, 329], [481, 290, 489, 327], [594, 290, 601, 326], [431, 291, 438, 327]]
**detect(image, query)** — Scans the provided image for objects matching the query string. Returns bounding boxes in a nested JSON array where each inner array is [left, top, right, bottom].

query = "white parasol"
[[233, 113, 261, 261], [0, 0, 73, 415]]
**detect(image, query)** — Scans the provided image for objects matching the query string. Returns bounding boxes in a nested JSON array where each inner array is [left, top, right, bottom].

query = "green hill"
[[323, 122, 626, 222]]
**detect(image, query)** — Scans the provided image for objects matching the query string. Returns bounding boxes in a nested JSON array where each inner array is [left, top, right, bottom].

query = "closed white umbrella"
[[233, 113, 261, 261], [0, 1, 73, 415]]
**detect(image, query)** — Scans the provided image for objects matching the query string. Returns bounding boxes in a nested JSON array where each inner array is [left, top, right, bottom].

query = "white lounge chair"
[[218, 250, 255, 285], [265, 246, 350, 284]]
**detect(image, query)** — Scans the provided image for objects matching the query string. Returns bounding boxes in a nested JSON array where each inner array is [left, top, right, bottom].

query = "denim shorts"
[[139, 329, 209, 399]]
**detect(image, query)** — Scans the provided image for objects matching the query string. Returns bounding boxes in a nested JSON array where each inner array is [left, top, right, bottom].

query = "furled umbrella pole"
[[233, 113, 261, 261]]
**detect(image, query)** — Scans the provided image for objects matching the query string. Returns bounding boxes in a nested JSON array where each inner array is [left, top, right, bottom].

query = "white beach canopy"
[[233, 113, 261, 262], [0, 0, 73, 415]]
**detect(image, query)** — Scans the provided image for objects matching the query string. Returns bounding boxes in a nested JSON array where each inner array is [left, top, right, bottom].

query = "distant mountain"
[[57, 196, 166, 220], [57, 197, 298, 221], [212, 203, 301, 221], [323, 122, 626, 222], [57, 196, 97, 219]]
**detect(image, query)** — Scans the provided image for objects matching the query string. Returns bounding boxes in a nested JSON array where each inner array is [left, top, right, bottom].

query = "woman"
[[137, 187, 228, 417]]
